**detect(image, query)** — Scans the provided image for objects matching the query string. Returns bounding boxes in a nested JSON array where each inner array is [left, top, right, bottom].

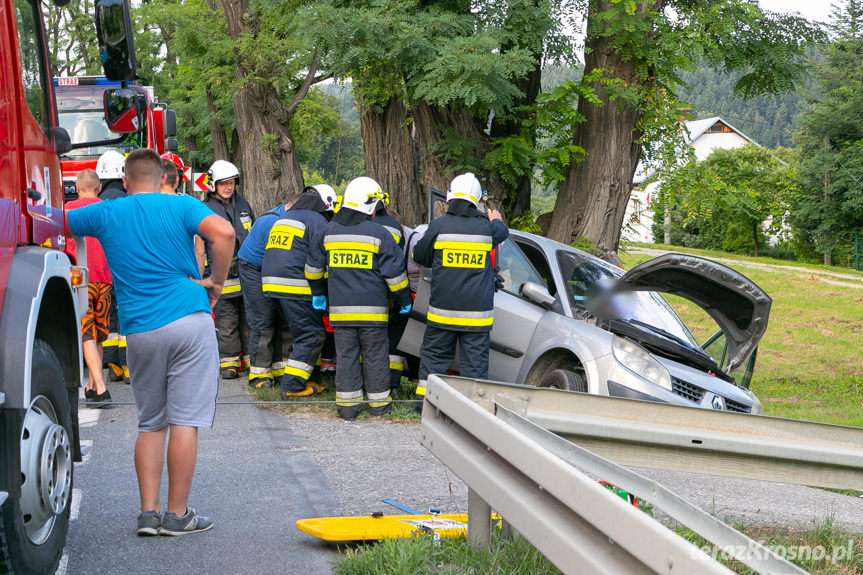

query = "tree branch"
[[284, 49, 320, 118]]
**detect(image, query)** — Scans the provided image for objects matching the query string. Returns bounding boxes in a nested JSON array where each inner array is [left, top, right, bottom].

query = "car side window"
[[513, 240, 557, 296], [14, 0, 48, 128], [497, 239, 546, 297]]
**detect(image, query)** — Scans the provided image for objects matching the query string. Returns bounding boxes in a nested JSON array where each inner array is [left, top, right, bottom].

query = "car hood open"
[[602, 253, 771, 373]]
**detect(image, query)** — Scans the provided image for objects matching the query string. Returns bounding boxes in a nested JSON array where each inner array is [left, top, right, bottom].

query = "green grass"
[[620, 246, 863, 426], [246, 374, 421, 423], [332, 531, 561, 575]]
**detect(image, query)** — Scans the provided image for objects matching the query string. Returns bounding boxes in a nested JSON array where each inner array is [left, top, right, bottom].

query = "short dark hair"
[[124, 149, 162, 191], [161, 159, 179, 188]]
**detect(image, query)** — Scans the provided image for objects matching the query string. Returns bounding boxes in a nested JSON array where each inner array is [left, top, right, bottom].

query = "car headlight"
[[612, 335, 671, 391]]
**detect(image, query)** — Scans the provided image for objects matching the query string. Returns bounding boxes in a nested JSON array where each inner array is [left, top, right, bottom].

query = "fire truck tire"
[[0, 339, 72, 575]]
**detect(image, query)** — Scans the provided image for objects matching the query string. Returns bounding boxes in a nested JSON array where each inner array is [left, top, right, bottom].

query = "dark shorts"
[[81, 282, 112, 343]]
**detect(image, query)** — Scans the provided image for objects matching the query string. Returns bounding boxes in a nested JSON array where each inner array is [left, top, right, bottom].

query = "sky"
[[758, 0, 834, 24]]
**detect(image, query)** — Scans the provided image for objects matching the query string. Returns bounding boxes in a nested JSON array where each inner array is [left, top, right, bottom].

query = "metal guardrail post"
[[421, 375, 736, 575], [467, 488, 491, 548]]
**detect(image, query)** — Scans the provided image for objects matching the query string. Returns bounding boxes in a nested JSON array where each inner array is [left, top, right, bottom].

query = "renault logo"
[[711, 396, 726, 411]]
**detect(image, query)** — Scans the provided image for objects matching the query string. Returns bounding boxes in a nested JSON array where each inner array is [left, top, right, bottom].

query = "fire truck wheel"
[[0, 339, 72, 575]]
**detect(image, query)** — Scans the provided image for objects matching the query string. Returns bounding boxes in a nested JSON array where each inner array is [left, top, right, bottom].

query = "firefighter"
[[306, 177, 412, 420], [160, 152, 185, 193], [261, 185, 336, 398], [373, 198, 409, 394], [202, 160, 254, 378], [95, 149, 128, 381], [411, 172, 508, 406], [96, 150, 127, 200], [236, 197, 296, 389]]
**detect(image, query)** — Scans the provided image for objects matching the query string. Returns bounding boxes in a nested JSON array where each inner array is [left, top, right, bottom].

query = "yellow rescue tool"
[[296, 513, 500, 542]]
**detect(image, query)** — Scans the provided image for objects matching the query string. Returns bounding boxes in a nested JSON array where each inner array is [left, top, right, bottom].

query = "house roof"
[[632, 116, 758, 184]]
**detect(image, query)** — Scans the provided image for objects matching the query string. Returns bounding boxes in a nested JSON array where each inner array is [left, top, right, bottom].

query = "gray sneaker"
[[160, 507, 214, 536], [137, 510, 162, 536]]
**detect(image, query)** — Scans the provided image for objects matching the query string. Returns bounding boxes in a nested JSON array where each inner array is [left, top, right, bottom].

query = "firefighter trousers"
[[333, 326, 391, 420], [239, 260, 292, 387], [416, 326, 490, 401], [276, 298, 325, 393], [387, 310, 408, 391], [214, 295, 250, 371], [102, 288, 127, 380]]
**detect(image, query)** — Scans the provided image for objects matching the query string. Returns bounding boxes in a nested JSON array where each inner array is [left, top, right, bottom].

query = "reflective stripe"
[[336, 389, 363, 406], [220, 360, 241, 368], [272, 361, 287, 377], [324, 234, 380, 253], [427, 306, 494, 327], [385, 272, 408, 292], [383, 225, 402, 244], [261, 276, 312, 295], [304, 264, 325, 280], [118, 337, 127, 348], [284, 359, 314, 379], [415, 381, 427, 396], [102, 337, 119, 347], [272, 219, 307, 236], [329, 305, 388, 323], [248, 371, 273, 380], [389, 355, 405, 371], [368, 389, 391, 408], [434, 234, 493, 252], [223, 278, 242, 295]]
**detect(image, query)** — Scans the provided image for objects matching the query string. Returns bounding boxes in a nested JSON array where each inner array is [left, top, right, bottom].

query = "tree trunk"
[[206, 89, 230, 163], [358, 97, 424, 227], [219, 0, 311, 216], [752, 223, 760, 257], [547, 0, 647, 258]]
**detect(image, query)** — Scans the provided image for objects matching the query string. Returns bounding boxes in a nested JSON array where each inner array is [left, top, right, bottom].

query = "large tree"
[[546, 0, 816, 259], [792, 0, 863, 265]]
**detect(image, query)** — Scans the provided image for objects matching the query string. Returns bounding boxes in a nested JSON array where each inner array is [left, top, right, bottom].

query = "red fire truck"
[[0, 0, 139, 572], [55, 76, 177, 198]]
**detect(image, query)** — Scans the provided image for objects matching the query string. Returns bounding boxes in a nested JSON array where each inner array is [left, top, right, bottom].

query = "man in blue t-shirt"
[[67, 149, 235, 537]]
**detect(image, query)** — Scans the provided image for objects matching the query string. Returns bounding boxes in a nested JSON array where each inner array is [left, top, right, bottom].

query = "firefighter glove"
[[312, 295, 327, 311]]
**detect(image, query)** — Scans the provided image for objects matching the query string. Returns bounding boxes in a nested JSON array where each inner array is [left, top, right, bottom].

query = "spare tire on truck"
[[0, 339, 72, 575]]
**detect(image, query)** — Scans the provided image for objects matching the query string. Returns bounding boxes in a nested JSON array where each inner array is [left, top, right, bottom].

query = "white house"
[[622, 117, 757, 243]]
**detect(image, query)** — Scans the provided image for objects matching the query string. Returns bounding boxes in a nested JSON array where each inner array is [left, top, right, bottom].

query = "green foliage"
[[792, 0, 863, 262], [655, 145, 798, 256], [333, 531, 561, 575], [509, 211, 541, 233]]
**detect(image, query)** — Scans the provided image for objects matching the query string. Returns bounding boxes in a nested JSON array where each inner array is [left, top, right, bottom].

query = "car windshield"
[[557, 250, 699, 348], [58, 110, 145, 159]]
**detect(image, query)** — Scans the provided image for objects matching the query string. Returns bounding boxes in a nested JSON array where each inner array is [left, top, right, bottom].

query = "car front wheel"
[[538, 369, 587, 392]]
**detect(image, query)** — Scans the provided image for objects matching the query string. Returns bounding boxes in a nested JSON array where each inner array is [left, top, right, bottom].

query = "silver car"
[[399, 230, 771, 414]]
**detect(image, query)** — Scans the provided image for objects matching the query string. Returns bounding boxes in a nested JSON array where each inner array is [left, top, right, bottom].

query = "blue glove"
[[399, 303, 412, 315], [312, 295, 327, 311]]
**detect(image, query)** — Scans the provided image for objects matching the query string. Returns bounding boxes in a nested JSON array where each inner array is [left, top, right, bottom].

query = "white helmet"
[[96, 150, 125, 180], [341, 176, 385, 216], [447, 172, 483, 206], [306, 184, 337, 212], [207, 160, 240, 191]]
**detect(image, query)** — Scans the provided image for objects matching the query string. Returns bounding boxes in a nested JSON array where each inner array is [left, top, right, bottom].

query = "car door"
[[399, 237, 546, 384]]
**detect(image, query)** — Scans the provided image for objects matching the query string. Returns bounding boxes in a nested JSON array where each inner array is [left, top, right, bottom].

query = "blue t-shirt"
[[236, 204, 286, 267], [68, 193, 215, 335]]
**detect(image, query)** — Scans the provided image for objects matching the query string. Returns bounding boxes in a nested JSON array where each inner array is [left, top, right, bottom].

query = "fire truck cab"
[[0, 0, 138, 572]]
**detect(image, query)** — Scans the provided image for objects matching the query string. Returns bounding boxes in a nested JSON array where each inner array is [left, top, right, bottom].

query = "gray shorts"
[[126, 312, 219, 432]]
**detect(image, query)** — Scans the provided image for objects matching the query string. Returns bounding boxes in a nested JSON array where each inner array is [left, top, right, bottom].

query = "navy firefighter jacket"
[[412, 200, 509, 332], [306, 210, 412, 328]]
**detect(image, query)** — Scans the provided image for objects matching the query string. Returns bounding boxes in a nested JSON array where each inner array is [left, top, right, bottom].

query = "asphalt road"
[[61, 378, 340, 575]]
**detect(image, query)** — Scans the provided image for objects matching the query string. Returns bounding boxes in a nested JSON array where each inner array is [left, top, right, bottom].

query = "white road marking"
[[57, 553, 68, 575], [79, 408, 100, 427], [70, 488, 82, 521]]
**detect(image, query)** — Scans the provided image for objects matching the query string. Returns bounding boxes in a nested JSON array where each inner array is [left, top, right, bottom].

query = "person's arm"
[[193, 214, 235, 308], [487, 209, 509, 245], [380, 232, 412, 307], [304, 227, 327, 296], [194, 236, 206, 278], [411, 223, 436, 267]]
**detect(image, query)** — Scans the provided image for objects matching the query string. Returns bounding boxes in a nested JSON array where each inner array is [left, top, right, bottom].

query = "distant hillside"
[[676, 66, 805, 149]]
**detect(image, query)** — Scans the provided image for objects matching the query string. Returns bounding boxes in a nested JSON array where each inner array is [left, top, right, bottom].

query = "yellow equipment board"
[[296, 513, 498, 542]]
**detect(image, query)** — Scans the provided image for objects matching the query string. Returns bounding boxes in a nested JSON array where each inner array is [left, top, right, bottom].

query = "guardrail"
[[419, 374, 863, 575], [0, 391, 5, 506]]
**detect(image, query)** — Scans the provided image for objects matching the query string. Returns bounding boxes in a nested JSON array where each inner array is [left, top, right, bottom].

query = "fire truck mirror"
[[95, 0, 135, 82], [52, 127, 72, 155], [164, 109, 177, 138], [165, 138, 179, 152], [103, 88, 141, 134]]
